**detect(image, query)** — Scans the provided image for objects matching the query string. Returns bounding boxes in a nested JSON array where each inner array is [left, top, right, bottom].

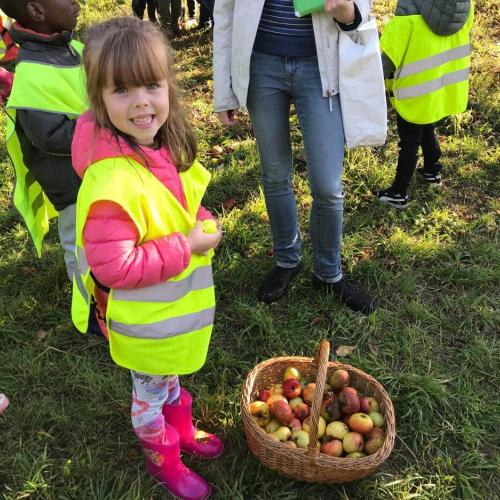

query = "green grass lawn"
[[1, 0, 498, 498]]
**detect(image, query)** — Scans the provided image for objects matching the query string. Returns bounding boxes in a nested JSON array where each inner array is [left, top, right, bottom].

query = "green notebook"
[[293, 0, 324, 17]]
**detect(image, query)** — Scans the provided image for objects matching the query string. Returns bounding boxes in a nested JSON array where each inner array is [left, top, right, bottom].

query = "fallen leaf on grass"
[[368, 340, 379, 355], [21, 266, 37, 275], [223, 198, 237, 211], [210, 145, 224, 157], [336, 345, 356, 357], [36, 330, 49, 342], [311, 315, 327, 326], [37, 430, 54, 439]]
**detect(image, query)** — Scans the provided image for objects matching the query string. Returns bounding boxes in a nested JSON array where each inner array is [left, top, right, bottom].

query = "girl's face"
[[101, 79, 169, 146]]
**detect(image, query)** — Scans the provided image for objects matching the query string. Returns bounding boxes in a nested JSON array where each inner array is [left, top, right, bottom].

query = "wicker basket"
[[241, 340, 395, 483]]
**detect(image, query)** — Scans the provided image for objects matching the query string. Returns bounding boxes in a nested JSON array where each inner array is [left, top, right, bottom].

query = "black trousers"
[[132, 0, 157, 22], [393, 113, 442, 193]]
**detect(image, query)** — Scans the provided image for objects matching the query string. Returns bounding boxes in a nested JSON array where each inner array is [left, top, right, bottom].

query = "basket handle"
[[307, 339, 330, 458]]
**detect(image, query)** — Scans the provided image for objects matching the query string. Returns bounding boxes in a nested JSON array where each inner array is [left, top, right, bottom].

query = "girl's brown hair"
[[83, 16, 197, 171]]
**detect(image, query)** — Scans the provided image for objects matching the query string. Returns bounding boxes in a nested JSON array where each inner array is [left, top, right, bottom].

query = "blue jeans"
[[247, 51, 345, 283]]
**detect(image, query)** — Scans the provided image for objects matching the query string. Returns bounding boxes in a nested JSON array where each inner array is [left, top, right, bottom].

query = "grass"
[[1, 0, 499, 498]]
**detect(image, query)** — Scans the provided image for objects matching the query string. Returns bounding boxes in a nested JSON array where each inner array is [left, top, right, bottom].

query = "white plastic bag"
[[339, 18, 387, 148]]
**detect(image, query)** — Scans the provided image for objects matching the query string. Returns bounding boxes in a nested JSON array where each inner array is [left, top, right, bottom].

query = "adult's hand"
[[217, 109, 239, 127], [324, 0, 355, 25]]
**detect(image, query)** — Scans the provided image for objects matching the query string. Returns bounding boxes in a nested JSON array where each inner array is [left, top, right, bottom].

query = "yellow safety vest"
[[72, 157, 216, 375], [381, 4, 473, 124], [5, 40, 86, 256]]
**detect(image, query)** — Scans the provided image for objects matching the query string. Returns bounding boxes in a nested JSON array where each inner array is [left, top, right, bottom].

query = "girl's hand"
[[324, 0, 355, 25], [187, 221, 223, 255], [217, 110, 239, 127]]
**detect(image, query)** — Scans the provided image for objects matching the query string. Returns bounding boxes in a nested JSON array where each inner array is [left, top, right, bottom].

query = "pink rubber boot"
[[163, 388, 224, 459], [139, 422, 211, 500]]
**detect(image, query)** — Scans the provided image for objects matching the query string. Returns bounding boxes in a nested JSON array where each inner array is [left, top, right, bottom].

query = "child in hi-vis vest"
[[71, 16, 223, 498], [375, 0, 473, 209]]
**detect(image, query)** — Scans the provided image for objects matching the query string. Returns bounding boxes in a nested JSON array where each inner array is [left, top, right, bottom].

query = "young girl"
[[71, 16, 223, 499]]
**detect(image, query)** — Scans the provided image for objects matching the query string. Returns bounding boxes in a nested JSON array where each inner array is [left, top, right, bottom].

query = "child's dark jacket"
[[9, 24, 81, 211]]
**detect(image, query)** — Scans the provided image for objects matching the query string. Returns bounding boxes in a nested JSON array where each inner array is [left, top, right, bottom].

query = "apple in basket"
[[270, 400, 294, 426], [272, 426, 292, 442], [293, 402, 310, 421], [325, 420, 349, 440], [289, 397, 304, 410], [259, 389, 271, 403], [266, 394, 287, 407], [249, 401, 270, 428], [338, 387, 360, 414], [369, 411, 385, 428], [265, 419, 280, 434], [348, 413, 374, 434], [292, 430, 310, 449], [329, 369, 350, 391], [289, 417, 302, 432], [283, 378, 302, 399], [302, 383, 316, 406], [302, 416, 327, 439], [366, 396, 380, 412], [283, 366, 301, 381], [343, 432, 364, 453], [359, 396, 370, 414], [320, 439, 343, 457]]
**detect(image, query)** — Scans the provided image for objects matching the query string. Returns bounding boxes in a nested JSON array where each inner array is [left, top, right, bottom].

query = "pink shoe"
[[163, 388, 224, 459], [140, 423, 211, 500]]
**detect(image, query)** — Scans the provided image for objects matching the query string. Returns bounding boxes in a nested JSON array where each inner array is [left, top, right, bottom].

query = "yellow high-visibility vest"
[[5, 40, 86, 256], [381, 4, 473, 124], [72, 156, 216, 375]]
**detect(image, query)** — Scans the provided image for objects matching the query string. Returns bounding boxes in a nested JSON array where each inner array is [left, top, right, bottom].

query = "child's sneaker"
[[417, 168, 441, 185], [375, 188, 408, 209]]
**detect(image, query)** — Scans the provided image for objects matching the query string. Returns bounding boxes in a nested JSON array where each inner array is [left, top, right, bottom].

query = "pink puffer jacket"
[[72, 111, 214, 291]]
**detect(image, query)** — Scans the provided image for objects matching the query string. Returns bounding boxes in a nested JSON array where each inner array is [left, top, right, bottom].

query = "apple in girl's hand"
[[293, 402, 310, 421], [369, 411, 385, 428], [272, 426, 292, 442], [292, 430, 310, 449], [320, 439, 343, 457], [359, 396, 370, 414], [265, 419, 280, 433], [270, 400, 294, 426], [289, 397, 304, 410], [289, 417, 302, 432], [283, 366, 301, 380], [283, 378, 302, 399], [366, 397, 380, 413], [259, 389, 271, 403], [342, 432, 364, 453], [302, 383, 316, 406], [339, 387, 360, 414], [329, 369, 350, 390], [266, 394, 287, 407], [348, 413, 374, 434], [326, 421, 349, 440]]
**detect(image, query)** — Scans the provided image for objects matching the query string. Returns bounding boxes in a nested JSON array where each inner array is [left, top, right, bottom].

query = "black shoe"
[[312, 275, 375, 315], [375, 188, 408, 209], [417, 166, 442, 185], [257, 263, 301, 304]]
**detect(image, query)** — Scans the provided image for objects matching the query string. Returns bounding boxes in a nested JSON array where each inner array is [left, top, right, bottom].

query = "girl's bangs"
[[105, 34, 167, 88]]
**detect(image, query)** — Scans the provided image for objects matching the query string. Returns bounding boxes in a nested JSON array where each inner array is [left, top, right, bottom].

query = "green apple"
[[369, 411, 385, 428], [325, 420, 349, 440], [292, 430, 310, 449], [283, 367, 301, 381], [272, 426, 292, 442]]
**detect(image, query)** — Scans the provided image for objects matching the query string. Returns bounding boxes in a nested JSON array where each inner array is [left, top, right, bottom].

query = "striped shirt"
[[253, 0, 317, 57]]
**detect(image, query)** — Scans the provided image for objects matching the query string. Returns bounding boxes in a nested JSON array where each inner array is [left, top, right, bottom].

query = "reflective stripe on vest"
[[72, 157, 214, 375], [5, 40, 86, 256], [381, 5, 473, 124]]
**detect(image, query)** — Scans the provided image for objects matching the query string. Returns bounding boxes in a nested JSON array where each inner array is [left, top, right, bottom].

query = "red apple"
[[266, 394, 287, 407], [259, 389, 271, 403], [283, 378, 302, 399], [289, 417, 302, 432], [348, 413, 374, 434], [359, 396, 370, 414], [365, 435, 385, 454], [270, 400, 294, 426], [339, 387, 360, 414], [343, 432, 364, 453], [302, 383, 316, 406], [293, 402, 310, 421], [329, 369, 350, 390], [320, 439, 343, 457], [366, 428, 385, 441]]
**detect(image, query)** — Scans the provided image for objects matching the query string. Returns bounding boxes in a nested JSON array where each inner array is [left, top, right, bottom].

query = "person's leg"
[[57, 202, 76, 281], [418, 123, 442, 183], [292, 58, 344, 283], [146, 0, 158, 22], [156, 0, 171, 30], [132, 0, 147, 19], [246, 51, 301, 302], [186, 0, 196, 17], [170, 0, 182, 33]]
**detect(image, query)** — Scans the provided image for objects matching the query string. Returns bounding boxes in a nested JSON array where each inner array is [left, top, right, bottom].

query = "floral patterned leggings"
[[131, 371, 180, 442]]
